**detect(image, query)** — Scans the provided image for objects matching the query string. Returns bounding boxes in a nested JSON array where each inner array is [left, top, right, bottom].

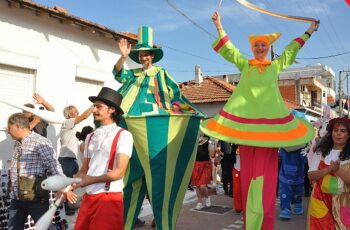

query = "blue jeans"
[[8, 199, 49, 230], [279, 181, 304, 210], [58, 157, 79, 177]]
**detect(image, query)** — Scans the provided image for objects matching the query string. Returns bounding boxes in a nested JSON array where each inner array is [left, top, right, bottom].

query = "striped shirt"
[[9, 132, 63, 199]]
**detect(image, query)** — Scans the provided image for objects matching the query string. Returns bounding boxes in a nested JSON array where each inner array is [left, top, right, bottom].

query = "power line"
[[165, 0, 215, 39], [297, 50, 350, 60], [165, 0, 253, 57], [162, 45, 232, 67]]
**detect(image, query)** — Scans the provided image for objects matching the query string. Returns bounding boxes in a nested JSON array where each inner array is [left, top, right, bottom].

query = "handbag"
[[18, 175, 48, 201], [17, 151, 49, 201]]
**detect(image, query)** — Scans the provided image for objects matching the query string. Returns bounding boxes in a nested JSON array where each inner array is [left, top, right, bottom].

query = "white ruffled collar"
[[93, 123, 118, 150]]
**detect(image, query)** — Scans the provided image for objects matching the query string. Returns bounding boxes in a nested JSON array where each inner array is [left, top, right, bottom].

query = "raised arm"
[[212, 11, 224, 35], [114, 38, 132, 73], [211, 11, 247, 71], [275, 20, 320, 72], [29, 116, 41, 131], [305, 20, 320, 36], [33, 93, 55, 112], [74, 106, 94, 125]]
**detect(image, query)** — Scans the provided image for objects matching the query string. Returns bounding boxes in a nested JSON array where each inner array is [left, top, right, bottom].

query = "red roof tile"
[[180, 77, 235, 103], [6, 0, 138, 43], [180, 77, 299, 110]]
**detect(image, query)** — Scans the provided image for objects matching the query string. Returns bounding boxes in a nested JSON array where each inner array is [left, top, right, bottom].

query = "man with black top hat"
[[72, 87, 133, 230]]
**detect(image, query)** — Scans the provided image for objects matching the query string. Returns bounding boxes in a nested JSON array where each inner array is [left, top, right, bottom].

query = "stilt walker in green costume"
[[112, 26, 205, 230], [200, 11, 319, 229]]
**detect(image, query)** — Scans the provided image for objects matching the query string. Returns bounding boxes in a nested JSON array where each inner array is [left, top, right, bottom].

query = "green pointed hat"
[[129, 26, 163, 64]]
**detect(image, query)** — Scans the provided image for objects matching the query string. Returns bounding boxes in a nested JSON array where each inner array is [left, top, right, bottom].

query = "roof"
[[180, 77, 235, 103], [5, 0, 138, 43], [180, 76, 299, 110]]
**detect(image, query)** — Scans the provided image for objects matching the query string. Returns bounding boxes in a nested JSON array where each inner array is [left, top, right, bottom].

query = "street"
[[136, 192, 309, 230], [66, 188, 309, 230]]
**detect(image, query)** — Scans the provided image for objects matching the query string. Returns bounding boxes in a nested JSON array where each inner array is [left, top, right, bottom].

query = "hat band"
[[136, 43, 153, 49], [219, 110, 294, 125], [207, 119, 308, 141]]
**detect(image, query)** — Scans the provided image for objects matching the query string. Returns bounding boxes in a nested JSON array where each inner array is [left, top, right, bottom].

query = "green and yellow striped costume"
[[113, 66, 204, 230]]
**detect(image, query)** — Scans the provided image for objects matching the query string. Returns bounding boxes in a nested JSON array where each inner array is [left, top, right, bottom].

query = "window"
[[0, 64, 35, 129], [72, 77, 103, 130]]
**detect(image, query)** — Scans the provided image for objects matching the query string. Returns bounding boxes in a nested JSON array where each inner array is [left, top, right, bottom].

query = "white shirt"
[[309, 149, 349, 172], [84, 123, 133, 194], [59, 118, 79, 158]]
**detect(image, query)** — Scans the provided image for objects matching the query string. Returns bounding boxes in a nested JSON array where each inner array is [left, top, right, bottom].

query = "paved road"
[[65, 188, 309, 230], [136, 192, 309, 230]]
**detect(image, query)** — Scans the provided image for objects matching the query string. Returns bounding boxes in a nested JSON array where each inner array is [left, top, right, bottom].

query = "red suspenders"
[[86, 128, 124, 191], [105, 128, 124, 191]]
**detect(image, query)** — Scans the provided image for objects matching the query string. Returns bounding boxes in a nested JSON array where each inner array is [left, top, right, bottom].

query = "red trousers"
[[74, 192, 123, 230], [240, 146, 278, 230], [233, 168, 242, 212]]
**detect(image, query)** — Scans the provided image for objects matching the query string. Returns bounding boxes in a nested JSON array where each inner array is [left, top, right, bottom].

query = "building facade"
[[0, 0, 138, 164]]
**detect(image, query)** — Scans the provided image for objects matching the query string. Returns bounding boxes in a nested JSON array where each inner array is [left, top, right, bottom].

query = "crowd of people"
[[4, 8, 350, 230]]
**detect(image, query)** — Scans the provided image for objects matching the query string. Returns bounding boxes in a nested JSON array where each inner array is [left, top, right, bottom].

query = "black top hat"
[[89, 87, 124, 115]]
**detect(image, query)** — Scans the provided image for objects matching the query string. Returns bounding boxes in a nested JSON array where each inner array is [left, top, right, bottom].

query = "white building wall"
[[195, 102, 226, 118], [0, 2, 139, 164]]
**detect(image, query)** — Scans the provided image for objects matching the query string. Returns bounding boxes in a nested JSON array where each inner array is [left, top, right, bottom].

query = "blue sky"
[[36, 0, 349, 89]]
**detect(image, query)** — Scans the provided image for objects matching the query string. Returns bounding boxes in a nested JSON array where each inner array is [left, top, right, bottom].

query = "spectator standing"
[[278, 145, 307, 220], [58, 105, 93, 215], [307, 117, 350, 229], [217, 141, 237, 197], [191, 135, 214, 209], [23, 93, 55, 137], [75, 125, 94, 164], [233, 146, 242, 213], [7, 113, 63, 230]]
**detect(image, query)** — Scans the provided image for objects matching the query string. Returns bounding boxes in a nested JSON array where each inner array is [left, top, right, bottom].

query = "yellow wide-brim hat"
[[248, 32, 281, 49]]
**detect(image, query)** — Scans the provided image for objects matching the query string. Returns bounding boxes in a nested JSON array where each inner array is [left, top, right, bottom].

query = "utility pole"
[[339, 70, 350, 117], [339, 71, 342, 117], [346, 73, 349, 118], [271, 45, 275, 61]]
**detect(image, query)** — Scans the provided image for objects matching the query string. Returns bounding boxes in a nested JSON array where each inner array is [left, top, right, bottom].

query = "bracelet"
[[304, 31, 311, 37]]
